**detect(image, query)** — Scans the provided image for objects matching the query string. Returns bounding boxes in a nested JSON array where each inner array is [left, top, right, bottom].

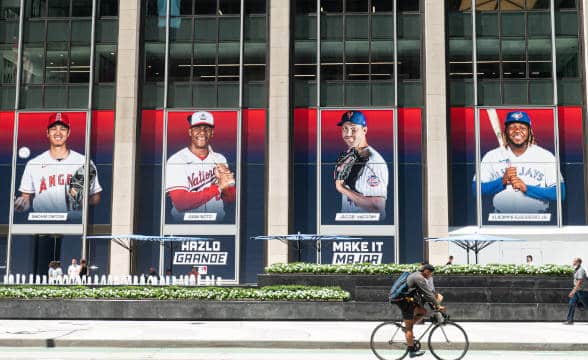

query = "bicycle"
[[370, 311, 469, 360]]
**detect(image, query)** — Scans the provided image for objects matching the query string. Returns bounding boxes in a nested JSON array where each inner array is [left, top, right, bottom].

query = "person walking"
[[564, 257, 588, 324]]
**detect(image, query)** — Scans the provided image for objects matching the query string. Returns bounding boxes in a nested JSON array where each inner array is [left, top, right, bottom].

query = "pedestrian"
[[446, 256, 454, 265], [526, 255, 534, 266], [564, 257, 588, 325], [79, 258, 89, 277], [67, 258, 80, 278]]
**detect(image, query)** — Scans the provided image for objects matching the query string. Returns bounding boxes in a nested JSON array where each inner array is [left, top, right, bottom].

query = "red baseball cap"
[[47, 112, 71, 129]]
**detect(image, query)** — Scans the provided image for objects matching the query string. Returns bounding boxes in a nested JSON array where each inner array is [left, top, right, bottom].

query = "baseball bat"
[[487, 108, 503, 147], [209, 145, 235, 187]]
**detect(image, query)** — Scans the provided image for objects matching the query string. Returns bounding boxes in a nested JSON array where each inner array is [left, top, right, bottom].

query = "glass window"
[[245, 0, 266, 14], [71, 0, 91, 17], [500, 12, 524, 37], [48, 0, 70, 17], [94, 45, 116, 82], [69, 46, 90, 83], [345, 0, 367, 13], [99, 0, 118, 17], [195, 0, 217, 15]]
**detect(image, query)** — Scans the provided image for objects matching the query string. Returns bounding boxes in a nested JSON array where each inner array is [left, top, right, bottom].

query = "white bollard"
[[41, 275, 47, 284], [132, 275, 139, 285], [28, 274, 34, 284], [216, 276, 222, 285], [35, 275, 41, 284], [100, 275, 107, 285], [93, 275, 99, 284], [107, 275, 114, 285]]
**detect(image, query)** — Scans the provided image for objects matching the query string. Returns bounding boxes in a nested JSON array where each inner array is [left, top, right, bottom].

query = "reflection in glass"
[[95, 45, 116, 82], [69, 46, 90, 83], [22, 47, 44, 84]]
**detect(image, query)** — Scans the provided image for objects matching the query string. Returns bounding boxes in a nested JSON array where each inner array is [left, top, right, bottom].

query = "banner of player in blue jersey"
[[474, 108, 564, 225]]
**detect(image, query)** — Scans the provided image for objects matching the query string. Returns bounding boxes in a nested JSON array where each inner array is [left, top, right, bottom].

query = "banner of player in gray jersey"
[[13, 112, 102, 224], [321, 109, 394, 225], [165, 111, 237, 224], [473, 108, 565, 225]]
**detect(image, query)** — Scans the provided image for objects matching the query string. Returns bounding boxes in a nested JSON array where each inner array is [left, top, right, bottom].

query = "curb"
[[0, 339, 586, 351]]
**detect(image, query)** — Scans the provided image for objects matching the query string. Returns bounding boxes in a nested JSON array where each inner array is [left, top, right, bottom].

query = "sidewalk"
[[0, 320, 586, 350]]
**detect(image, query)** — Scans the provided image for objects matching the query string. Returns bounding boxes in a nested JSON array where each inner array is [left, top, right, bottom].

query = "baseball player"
[[334, 110, 388, 217], [14, 113, 102, 215], [165, 111, 236, 222], [475, 111, 565, 214]]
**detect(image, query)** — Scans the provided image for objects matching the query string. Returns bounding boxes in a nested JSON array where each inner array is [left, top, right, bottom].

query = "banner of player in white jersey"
[[474, 108, 564, 225], [165, 111, 237, 225], [12, 112, 102, 225], [320, 109, 394, 225]]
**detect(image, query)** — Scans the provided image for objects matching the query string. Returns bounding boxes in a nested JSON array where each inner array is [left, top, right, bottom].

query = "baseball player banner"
[[12, 112, 102, 227], [0, 111, 15, 225], [321, 109, 394, 226], [164, 110, 238, 225], [474, 108, 562, 225]]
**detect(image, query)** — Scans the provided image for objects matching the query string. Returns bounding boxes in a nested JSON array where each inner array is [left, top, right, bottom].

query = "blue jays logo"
[[367, 175, 380, 187], [511, 112, 523, 120]]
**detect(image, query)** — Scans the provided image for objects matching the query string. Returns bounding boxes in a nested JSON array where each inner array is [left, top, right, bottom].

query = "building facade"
[[0, 0, 586, 283]]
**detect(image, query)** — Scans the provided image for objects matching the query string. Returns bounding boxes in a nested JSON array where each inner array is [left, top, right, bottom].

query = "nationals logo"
[[367, 175, 380, 187]]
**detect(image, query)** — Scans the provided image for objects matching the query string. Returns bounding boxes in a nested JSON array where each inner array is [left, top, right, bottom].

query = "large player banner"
[[12, 112, 101, 229], [320, 109, 394, 227], [476, 108, 560, 225], [164, 110, 238, 226]]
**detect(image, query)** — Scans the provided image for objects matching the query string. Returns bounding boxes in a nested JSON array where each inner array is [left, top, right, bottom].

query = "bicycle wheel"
[[427, 321, 469, 360], [370, 321, 409, 360]]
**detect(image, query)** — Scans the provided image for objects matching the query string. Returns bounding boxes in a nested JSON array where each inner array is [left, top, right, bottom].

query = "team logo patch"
[[367, 175, 380, 187], [512, 112, 523, 120]]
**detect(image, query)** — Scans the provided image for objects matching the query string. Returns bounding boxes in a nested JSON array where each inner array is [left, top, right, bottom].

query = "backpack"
[[388, 271, 412, 303]]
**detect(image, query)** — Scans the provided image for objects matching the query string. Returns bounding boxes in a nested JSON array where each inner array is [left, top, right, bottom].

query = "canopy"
[[252, 233, 362, 264], [426, 234, 525, 264], [87, 235, 209, 251]]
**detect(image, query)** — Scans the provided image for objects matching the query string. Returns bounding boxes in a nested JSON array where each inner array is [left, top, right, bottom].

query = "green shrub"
[[0, 285, 350, 301], [265, 263, 574, 276]]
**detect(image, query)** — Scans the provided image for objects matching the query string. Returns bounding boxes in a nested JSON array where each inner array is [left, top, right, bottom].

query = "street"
[[0, 348, 586, 360]]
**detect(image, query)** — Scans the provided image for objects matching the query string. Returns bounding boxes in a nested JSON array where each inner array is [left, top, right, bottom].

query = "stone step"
[[356, 286, 569, 303]]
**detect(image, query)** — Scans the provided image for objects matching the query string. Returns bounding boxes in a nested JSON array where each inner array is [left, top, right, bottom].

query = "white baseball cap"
[[187, 111, 214, 128]]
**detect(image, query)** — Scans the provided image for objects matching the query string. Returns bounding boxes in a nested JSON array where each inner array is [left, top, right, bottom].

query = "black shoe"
[[563, 321, 574, 325], [409, 350, 426, 358]]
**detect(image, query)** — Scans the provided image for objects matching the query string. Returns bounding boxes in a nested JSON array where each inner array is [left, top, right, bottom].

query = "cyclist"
[[395, 264, 445, 358]]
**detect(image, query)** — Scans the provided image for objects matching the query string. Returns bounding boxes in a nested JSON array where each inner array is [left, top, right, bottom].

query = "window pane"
[[20, 85, 42, 108], [321, 15, 342, 40], [44, 85, 68, 107], [68, 84, 88, 107], [502, 80, 527, 104], [168, 83, 192, 108], [321, 81, 343, 106], [320, 64, 343, 80], [92, 84, 115, 109], [0, 85, 16, 109], [344, 40, 368, 63], [500, 12, 524, 36], [244, 42, 266, 65], [243, 82, 267, 107], [0, 21, 19, 44], [45, 44, 68, 83], [345, 81, 369, 106], [448, 12, 471, 38], [24, 21, 44, 43], [558, 79, 582, 105], [295, 14, 317, 40], [499, 0, 524, 10], [372, 0, 393, 12], [398, 41, 420, 80], [195, 18, 217, 42], [321, 0, 343, 13], [245, 16, 266, 41], [171, 17, 193, 42], [96, 19, 117, 43], [501, 39, 525, 61], [345, 15, 368, 39], [27, 0, 46, 17], [555, 0, 576, 9], [370, 40, 393, 63], [371, 14, 394, 39], [398, 14, 420, 39], [502, 61, 525, 78], [22, 47, 44, 84], [48, 0, 70, 17], [556, 37, 579, 77], [219, 0, 240, 15], [528, 0, 549, 9], [144, 43, 165, 82], [193, 83, 217, 107], [477, 12, 498, 37], [195, 0, 216, 15], [180, 0, 193, 15], [71, 20, 92, 44], [72, 0, 91, 17], [218, 42, 239, 64], [99, 0, 118, 17], [1, 1, 20, 19], [476, 38, 499, 61], [217, 83, 239, 106], [529, 80, 553, 104], [528, 38, 551, 60], [47, 20, 69, 42], [346, 0, 367, 12], [555, 11, 578, 36], [169, 43, 192, 82], [219, 17, 240, 41], [398, 0, 419, 12], [69, 46, 90, 83], [94, 45, 116, 82], [296, 0, 317, 14], [345, 64, 369, 80], [320, 40, 343, 62], [245, 0, 266, 14], [477, 80, 501, 105], [371, 82, 394, 106], [398, 81, 422, 106], [527, 12, 550, 37], [0, 48, 17, 83], [243, 65, 265, 81]]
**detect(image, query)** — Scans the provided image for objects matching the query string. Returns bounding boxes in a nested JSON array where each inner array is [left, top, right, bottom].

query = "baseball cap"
[[337, 110, 367, 127], [187, 111, 214, 128], [504, 111, 531, 127], [47, 112, 70, 129]]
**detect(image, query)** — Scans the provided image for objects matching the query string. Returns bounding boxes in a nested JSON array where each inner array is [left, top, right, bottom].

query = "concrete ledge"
[[0, 299, 586, 321]]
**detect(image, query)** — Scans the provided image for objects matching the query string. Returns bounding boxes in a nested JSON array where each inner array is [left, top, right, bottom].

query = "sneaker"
[[409, 350, 426, 358], [562, 321, 574, 325]]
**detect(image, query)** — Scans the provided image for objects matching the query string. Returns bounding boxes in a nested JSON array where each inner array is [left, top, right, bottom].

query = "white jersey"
[[165, 147, 227, 221], [18, 150, 102, 213], [479, 144, 560, 213], [341, 146, 388, 216]]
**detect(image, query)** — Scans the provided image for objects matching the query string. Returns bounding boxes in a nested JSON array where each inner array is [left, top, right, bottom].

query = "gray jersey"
[[407, 271, 439, 306]]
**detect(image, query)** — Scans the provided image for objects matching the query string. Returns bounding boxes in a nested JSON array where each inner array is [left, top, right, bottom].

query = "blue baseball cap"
[[504, 111, 531, 127], [337, 110, 367, 127]]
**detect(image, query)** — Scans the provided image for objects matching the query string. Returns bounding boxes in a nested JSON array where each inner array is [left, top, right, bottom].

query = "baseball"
[[18, 146, 30, 159], [492, 188, 549, 213]]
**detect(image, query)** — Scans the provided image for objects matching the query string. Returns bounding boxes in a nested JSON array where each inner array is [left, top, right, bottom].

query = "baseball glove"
[[334, 148, 367, 191], [66, 163, 97, 211]]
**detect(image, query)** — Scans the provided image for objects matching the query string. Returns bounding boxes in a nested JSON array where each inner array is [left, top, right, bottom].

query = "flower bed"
[[265, 263, 574, 276], [0, 285, 350, 301]]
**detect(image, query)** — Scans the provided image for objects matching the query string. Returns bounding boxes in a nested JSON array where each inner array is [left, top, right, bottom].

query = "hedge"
[[0, 285, 350, 301], [265, 263, 574, 276]]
